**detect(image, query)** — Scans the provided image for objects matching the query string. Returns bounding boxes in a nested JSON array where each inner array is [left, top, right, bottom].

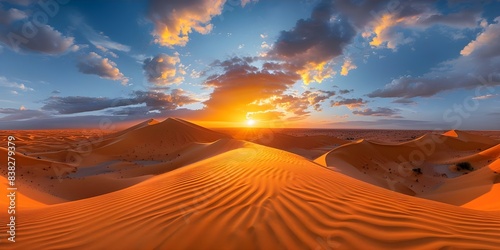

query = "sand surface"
[[1, 118, 499, 249]]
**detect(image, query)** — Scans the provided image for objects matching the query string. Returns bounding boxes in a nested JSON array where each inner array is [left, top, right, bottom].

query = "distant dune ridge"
[[1, 118, 499, 249]]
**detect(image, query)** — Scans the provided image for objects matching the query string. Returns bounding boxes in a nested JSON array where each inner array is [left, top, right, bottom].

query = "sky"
[[0, 0, 499, 130]]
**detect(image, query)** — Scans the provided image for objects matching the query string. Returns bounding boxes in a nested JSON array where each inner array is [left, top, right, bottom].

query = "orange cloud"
[[202, 58, 298, 122], [340, 58, 357, 76], [367, 13, 413, 49], [297, 62, 336, 85], [147, 0, 226, 47]]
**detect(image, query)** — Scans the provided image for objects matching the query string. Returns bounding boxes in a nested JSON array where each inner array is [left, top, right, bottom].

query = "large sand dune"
[[1, 119, 499, 249], [315, 131, 499, 197]]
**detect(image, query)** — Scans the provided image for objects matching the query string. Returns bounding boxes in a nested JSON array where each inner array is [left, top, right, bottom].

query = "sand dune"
[[422, 158, 500, 211], [221, 128, 348, 159], [2, 138, 500, 249], [315, 130, 499, 196], [443, 129, 499, 145], [1, 120, 499, 249]]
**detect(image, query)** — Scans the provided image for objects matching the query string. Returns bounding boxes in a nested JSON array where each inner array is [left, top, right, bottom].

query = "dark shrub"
[[412, 168, 422, 175], [456, 162, 474, 171]]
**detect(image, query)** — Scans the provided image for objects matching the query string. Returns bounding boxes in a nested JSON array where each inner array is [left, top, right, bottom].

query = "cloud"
[[0, 6, 27, 24], [339, 89, 353, 94], [147, 0, 226, 47], [392, 98, 416, 105], [241, 0, 258, 7], [336, 0, 482, 50], [143, 53, 185, 86], [0, 107, 47, 121], [340, 58, 357, 76], [202, 57, 300, 122], [331, 98, 367, 109], [460, 18, 500, 58], [200, 57, 338, 122], [264, 0, 484, 84], [51, 90, 61, 94], [368, 18, 500, 99], [246, 110, 285, 121], [0, 0, 36, 6], [77, 52, 128, 85], [472, 94, 498, 100], [41, 90, 197, 114], [79, 23, 130, 52], [352, 107, 402, 118], [270, 90, 337, 118], [0, 23, 75, 55], [268, 0, 356, 84], [0, 76, 33, 91], [0, 3, 74, 54], [260, 41, 270, 50]]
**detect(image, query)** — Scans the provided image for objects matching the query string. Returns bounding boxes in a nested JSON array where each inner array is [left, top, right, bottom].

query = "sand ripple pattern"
[[1, 142, 500, 249]]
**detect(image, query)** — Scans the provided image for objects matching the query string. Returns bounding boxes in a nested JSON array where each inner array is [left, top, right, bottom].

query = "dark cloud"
[[417, 9, 482, 28], [143, 53, 184, 86], [392, 98, 416, 104], [268, 0, 356, 83], [41, 90, 197, 114], [0, 2, 75, 54], [0, 108, 48, 121], [0, 5, 27, 24], [0, 23, 75, 54], [77, 52, 128, 84], [331, 98, 367, 109], [339, 89, 353, 95], [352, 107, 402, 118], [51, 90, 61, 94]]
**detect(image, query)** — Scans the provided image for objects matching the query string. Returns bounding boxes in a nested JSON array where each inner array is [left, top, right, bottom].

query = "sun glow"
[[246, 119, 256, 126]]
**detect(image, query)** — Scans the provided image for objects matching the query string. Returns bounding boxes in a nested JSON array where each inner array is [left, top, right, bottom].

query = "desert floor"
[[1, 118, 499, 249]]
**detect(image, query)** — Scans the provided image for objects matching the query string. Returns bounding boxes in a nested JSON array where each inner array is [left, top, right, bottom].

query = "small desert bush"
[[455, 162, 474, 171], [412, 168, 422, 175]]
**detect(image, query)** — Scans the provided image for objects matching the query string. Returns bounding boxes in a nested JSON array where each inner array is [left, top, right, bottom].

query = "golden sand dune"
[[423, 158, 500, 211], [2, 139, 500, 249], [222, 128, 348, 159], [93, 117, 230, 160], [0, 118, 236, 204], [443, 129, 499, 145], [1, 119, 499, 249], [315, 131, 499, 195]]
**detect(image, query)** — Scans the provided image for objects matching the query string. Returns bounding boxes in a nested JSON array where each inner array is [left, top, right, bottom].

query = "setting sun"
[[246, 119, 256, 126]]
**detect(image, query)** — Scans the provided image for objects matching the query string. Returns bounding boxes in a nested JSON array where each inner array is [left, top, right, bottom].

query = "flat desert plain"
[[1, 118, 500, 249]]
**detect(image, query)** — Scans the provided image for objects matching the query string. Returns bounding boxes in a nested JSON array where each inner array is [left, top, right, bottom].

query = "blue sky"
[[0, 0, 499, 129]]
